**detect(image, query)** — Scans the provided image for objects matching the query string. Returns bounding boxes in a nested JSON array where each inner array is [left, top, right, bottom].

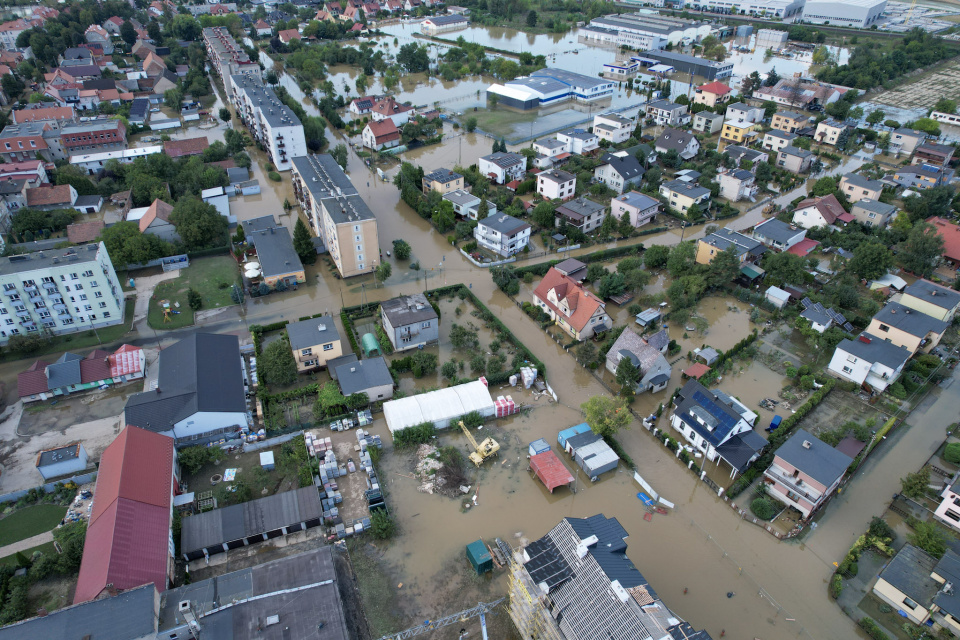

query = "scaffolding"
[[504, 542, 566, 640]]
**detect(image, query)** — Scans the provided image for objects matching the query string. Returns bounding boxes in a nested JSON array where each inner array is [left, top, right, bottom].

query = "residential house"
[[557, 128, 599, 155], [930, 217, 960, 267], [11, 105, 76, 125], [720, 119, 758, 145], [873, 545, 960, 636], [669, 379, 767, 476], [537, 169, 576, 201], [474, 213, 531, 256], [361, 119, 400, 151], [592, 112, 635, 144], [693, 80, 732, 107], [914, 143, 955, 167], [593, 152, 644, 194], [532, 137, 568, 169], [73, 426, 176, 604], [443, 190, 493, 220], [123, 333, 249, 443], [0, 122, 54, 163], [286, 316, 342, 372], [655, 127, 699, 160], [478, 152, 526, 185], [611, 190, 660, 228], [828, 333, 911, 392], [552, 257, 587, 283], [752, 217, 807, 252], [18, 344, 144, 403], [726, 102, 765, 124], [936, 473, 960, 533], [83, 25, 113, 55], [254, 19, 272, 35], [422, 168, 464, 195], [754, 78, 846, 108], [800, 302, 846, 333], [763, 429, 852, 519], [135, 198, 178, 242], [73, 195, 102, 215], [696, 227, 766, 265], [839, 172, 883, 203], [718, 168, 757, 202], [867, 301, 949, 354], [244, 215, 305, 289], [890, 128, 926, 155], [771, 110, 810, 133], [533, 267, 610, 340], [899, 279, 960, 322], [335, 357, 393, 402], [380, 293, 439, 352], [348, 96, 376, 120], [851, 199, 897, 228], [26, 184, 77, 211], [0, 159, 46, 184], [162, 137, 209, 159], [725, 144, 768, 169], [605, 328, 671, 393], [659, 180, 710, 215], [762, 129, 798, 153], [693, 110, 724, 135], [0, 179, 29, 214], [814, 118, 846, 146], [142, 51, 167, 76], [792, 194, 853, 229], [555, 197, 606, 233], [370, 96, 413, 126], [645, 99, 689, 126], [776, 145, 814, 174], [894, 164, 950, 190], [278, 28, 301, 44]]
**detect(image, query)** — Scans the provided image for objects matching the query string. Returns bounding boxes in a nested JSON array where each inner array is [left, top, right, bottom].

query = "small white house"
[[765, 286, 790, 310], [478, 152, 526, 185], [828, 334, 911, 393], [537, 169, 576, 201], [474, 213, 531, 257], [35, 443, 89, 480]]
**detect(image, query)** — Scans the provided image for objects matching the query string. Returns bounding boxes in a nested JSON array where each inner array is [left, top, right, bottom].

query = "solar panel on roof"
[[524, 537, 573, 590], [843, 322, 854, 332], [801, 297, 813, 309], [691, 390, 737, 439]]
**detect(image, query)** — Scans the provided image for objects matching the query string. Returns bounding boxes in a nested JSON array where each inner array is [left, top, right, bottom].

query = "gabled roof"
[[840, 172, 882, 192], [286, 316, 341, 350], [753, 217, 804, 245], [773, 429, 852, 486], [599, 152, 644, 180], [336, 356, 393, 396], [673, 379, 744, 447], [655, 127, 696, 153], [162, 136, 209, 158], [137, 198, 174, 233], [697, 80, 731, 95], [364, 118, 399, 143], [278, 28, 301, 42], [479, 213, 530, 236], [836, 333, 912, 370], [872, 301, 949, 338], [930, 216, 960, 263], [533, 267, 605, 333], [26, 184, 74, 207], [795, 194, 851, 225], [902, 278, 960, 311], [67, 220, 104, 244]]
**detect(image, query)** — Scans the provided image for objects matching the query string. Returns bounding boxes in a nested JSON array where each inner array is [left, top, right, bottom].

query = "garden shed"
[[361, 333, 381, 357], [383, 380, 496, 434], [557, 423, 591, 449], [466, 539, 493, 575], [530, 450, 575, 493]]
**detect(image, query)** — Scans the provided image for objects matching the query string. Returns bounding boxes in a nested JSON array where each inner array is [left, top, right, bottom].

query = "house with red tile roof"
[[693, 81, 732, 108], [163, 136, 209, 159], [12, 105, 76, 125], [84, 24, 113, 55], [533, 267, 611, 340], [73, 425, 176, 603], [254, 18, 273, 35], [18, 345, 144, 401], [25, 183, 77, 210], [362, 119, 400, 151], [104, 15, 125, 35], [930, 216, 960, 267], [371, 96, 413, 126], [792, 194, 854, 230], [142, 51, 167, 76], [0, 51, 24, 69], [66, 219, 105, 244], [136, 198, 179, 241], [278, 28, 302, 44]]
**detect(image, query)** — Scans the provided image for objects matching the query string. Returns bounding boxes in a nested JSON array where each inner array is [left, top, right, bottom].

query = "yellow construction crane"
[[459, 420, 500, 467]]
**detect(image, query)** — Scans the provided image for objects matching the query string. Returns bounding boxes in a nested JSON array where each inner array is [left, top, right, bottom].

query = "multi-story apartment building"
[[230, 74, 306, 171], [202, 26, 260, 84], [0, 242, 124, 344], [58, 120, 126, 157], [291, 154, 380, 279]]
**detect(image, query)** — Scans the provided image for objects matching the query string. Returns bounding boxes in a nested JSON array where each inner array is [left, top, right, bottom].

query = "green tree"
[[707, 246, 741, 288], [935, 98, 957, 114], [849, 241, 893, 280], [581, 395, 631, 436], [598, 272, 626, 299], [908, 520, 947, 558], [526, 10, 537, 27], [397, 43, 430, 72], [293, 217, 317, 265], [909, 117, 941, 136], [441, 360, 458, 380], [170, 196, 229, 249], [120, 20, 137, 45], [644, 244, 670, 270], [575, 340, 597, 365], [900, 467, 930, 499], [763, 250, 806, 284], [370, 511, 396, 539], [465, 116, 478, 133], [331, 143, 348, 170], [615, 356, 641, 395], [187, 288, 202, 311], [261, 337, 298, 387], [178, 446, 215, 475], [411, 351, 438, 377], [531, 201, 556, 228], [0, 74, 24, 101], [392, 239, 412, 259], [899, 222, 945, 278], [99, 221, 172, 266], [375, 261, 392, 284], [866, 109, 885, 126], [218, 107, 231, 122], [666, 241, 696, 277], [317, 381, 347, 418]]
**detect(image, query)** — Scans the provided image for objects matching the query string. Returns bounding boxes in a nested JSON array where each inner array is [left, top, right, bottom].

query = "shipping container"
[[558, 423, 592, 448]]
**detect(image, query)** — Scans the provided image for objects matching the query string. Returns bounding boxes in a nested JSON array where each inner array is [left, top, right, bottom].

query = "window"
[[323, 343, 334, 351], [842, 365, 853, 374], [99, 302, 106, 309], [878, 324, 889, 332], [103, 312, 110, 318], [945, 509, 960, 523], [75, 284, 83, 291], [79, 294, 87, 301], [91, 281, 98, 288], [82, 270, 93, 277], [84, 305, 92, 311], [89, 314, 96, 320], [4, 319, 12, 326], [70, 273, 78, 280], [301, 348, 313, 356], [94, 291, 103, 299], [902, 597, 918, 610]]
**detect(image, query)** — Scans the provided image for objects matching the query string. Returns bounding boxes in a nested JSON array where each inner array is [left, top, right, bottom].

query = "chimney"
[[802, 440, 812, 449]]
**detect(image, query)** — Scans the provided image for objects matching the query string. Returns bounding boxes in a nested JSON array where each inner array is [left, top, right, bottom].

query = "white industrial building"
[[383, 380, 496, 433], [755, 28, 789, 49], [801, 0, 887, 28], [230, 74, 307, 171], [686, 0, 804, 18], [487, 69, 615, 110], [581, 12, 711, 47], [70, 146, 163, 175]]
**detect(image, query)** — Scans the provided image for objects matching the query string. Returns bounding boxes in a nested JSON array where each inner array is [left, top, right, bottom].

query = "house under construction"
[[506, 514, 713, 640]]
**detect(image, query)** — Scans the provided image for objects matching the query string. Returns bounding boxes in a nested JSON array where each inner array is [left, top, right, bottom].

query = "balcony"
[[22, 285, 36, 293], [15, 310, 30, 318], [27, 294, 42, 303], [53, 303, 67, 312], [763, 467, 822, 504], [42, 282, 58, 292]]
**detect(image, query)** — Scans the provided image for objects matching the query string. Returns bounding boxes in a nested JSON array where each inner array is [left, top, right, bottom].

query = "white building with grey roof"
[[230, 74, 307, 171], [478, 152, 526, 184], [475, 213, 531, 256], [335, 356, 394, 401], [380, 292, 439, 352], [801, 0, 886, 28], [487, 68, 616, 111], [611, 190, 660, 228], [828, 333, 911, 392], [752, 217, 806, 251]]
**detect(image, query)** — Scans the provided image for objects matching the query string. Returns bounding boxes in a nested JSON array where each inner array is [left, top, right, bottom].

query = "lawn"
[[0, 505, 68, 547], [0, 541, 56, 566], [467, 106, 538, 140], [148, 255, 240, 330]]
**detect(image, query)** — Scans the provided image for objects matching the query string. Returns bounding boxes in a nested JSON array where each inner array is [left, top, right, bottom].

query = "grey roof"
[[879, 545, 939, 606], [615, 190, 659, 210], [556, 197, 605, 220], [509, 75, 568, 94], [535, 137, 566, 150], [753, 218, 804, 245], [243, 214, 277, 235], [646, 328, 669, 352], [894, 127, 926, 139], [479, 213, 530, 236], [36, 443, 83, 468], [933, 550, 960, 618], [716, 429, 767, 471], [837, 333, 911, 369], [158, 548, 348, 640], [700, 227, 763, 257], [774, 110, 806, 120], [248, 224, 303, 279], [696, 111, 723, 121], [553, 257, 587, 279], [599, 152, 645, 180], [648, 98, 684, 112], [539, 169, 575, 184], [0, 179, 27, 195], [335, 356, 393, 396], [124, 333, 246, 432], [286, 316, 340, 350], [673, 379, 743, 447], [559, 128, 596, 141], [442, 189, 479, 207], [662, 180, 709, 200], [903, 279, 960, 311], [292, 154, 359, 201], [59, 120, 122, 137], [46, 355, 81, 388], [726, 101, 757, 112], [481, 152, 524, 169], [230, 73, 301, 128], [873, 301, 949, 338], [0, 243, 102, 277], [63, 47, 92, 60], [774, 429, 852, 486], [801, 306, 832, 327], [724, 145, 766, 164], [424, 167, 462, 184], [326, 353, 358, 380], [698, 347, 719, 364], [655, 127, 696, 153], [780, 145, 813, 158], [842, 172, 882, 191], [530, 68, 609, 90], [424, 14, 467, 25], [74, 194, 103, 207], [180, 487, 322, 556], [381, 293, 438, 327], [729, 168, 753, 181], [0, 583, 158, 640], [642, 48, 731, 70], [226, 166, 249, 184], [764, 129, 797, 141], [852, 198, 897, 217]]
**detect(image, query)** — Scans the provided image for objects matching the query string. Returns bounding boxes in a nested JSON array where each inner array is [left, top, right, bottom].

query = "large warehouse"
[[487, 68, 616, 110], [801, 0, 887, 28], [582, 12, 711, 46], [383, 379, 496, 433], [685, 0, 804, 18], [636, 49, 734, 80]]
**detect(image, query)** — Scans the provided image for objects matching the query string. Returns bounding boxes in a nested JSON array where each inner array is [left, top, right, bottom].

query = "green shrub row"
[[340, 309, 361, 355], [392, 422, 437, 449], [858, 618, 890, 640], [249, 320, 290, 357], [603, 434, 635, 470], [513, 244, 646, 279]]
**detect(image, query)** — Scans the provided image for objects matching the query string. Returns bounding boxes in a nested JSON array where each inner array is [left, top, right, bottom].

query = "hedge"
[[603, 434, 635, 470], [697, 331, 758, 386], [340, 310, 361, 355], [187, 244, 231, 259], [857, 618, 890, 640], [513, 244, 647, 278], [250, 320, 290, 357], [728, 378, 836, 498]]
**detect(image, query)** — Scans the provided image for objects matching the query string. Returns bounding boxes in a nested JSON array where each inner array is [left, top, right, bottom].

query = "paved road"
[[0, 531, 53, 559]]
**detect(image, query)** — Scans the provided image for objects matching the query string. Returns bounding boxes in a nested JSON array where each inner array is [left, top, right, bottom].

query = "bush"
[[178, 446, 216, 475], [750, 497, 777, 520], [858, 618, 891, 640], [829, 574, 843, 599], [268, 171, 282, 182], [946, 442, 960, 465], [187, 288, 202, 310], [392, 422, 436, 449], [888, 382, 907, 399], [370, 510, 396, 539]]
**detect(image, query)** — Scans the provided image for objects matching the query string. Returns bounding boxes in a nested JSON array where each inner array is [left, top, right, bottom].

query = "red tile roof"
[[930, 216, 960, 264], [163, 136, 209, 158], [698, 81, 731, 96], [683, 363, 711, 379], [138, 198, 174, 233], [74, 425, 174, 603], [795, 194, 850, 225], [278, 28, 301, 43], [67, 220, 104, 244], [533, 267, 606, 333], [17, 360, 51, 397], [79, 351, 112, 383], [11, 105, 75, 123], [110, 345, 144, 377], [26, 184, 74, 207], [786, 238, 820, 257], [365, 119, 399, 144]]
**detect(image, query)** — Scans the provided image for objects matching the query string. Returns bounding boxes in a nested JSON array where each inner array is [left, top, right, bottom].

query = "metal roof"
[[286, 316, 341, 350], [335, 356, 393, 396], [248, 224, 303, 278], [381, 293, 438, 326], [753, 218, 804, 245], [774, 429, 853, 486]]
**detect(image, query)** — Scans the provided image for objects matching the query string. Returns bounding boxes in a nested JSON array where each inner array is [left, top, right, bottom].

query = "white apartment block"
[[230, 74, 307, 172], [202, 27, 261, 83], [0, 242, 124, 343], [592, 112, 635, 144], [537, 169, 576, 201], [291, 155, 380, 279]]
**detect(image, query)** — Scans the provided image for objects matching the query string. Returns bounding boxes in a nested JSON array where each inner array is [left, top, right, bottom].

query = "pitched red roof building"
[[532, 267, 609, 340], [18, 345, 145, 399], [26, 184, 75, 208], [74, 426, 175, 604], [11, 105, 76, 124], [697, 81, 731, 96], [363, 119, 399, 148], [67, 219, 105, 244], [138, 198, 174, 233], [794, 194, 854, 225], [162, 136, 209, 158], [930, 216, 960, 266], [278, 28, 302, 44]]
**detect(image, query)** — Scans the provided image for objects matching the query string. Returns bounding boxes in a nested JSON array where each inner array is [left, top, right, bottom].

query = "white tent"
[[383, 380, 496, 434]]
